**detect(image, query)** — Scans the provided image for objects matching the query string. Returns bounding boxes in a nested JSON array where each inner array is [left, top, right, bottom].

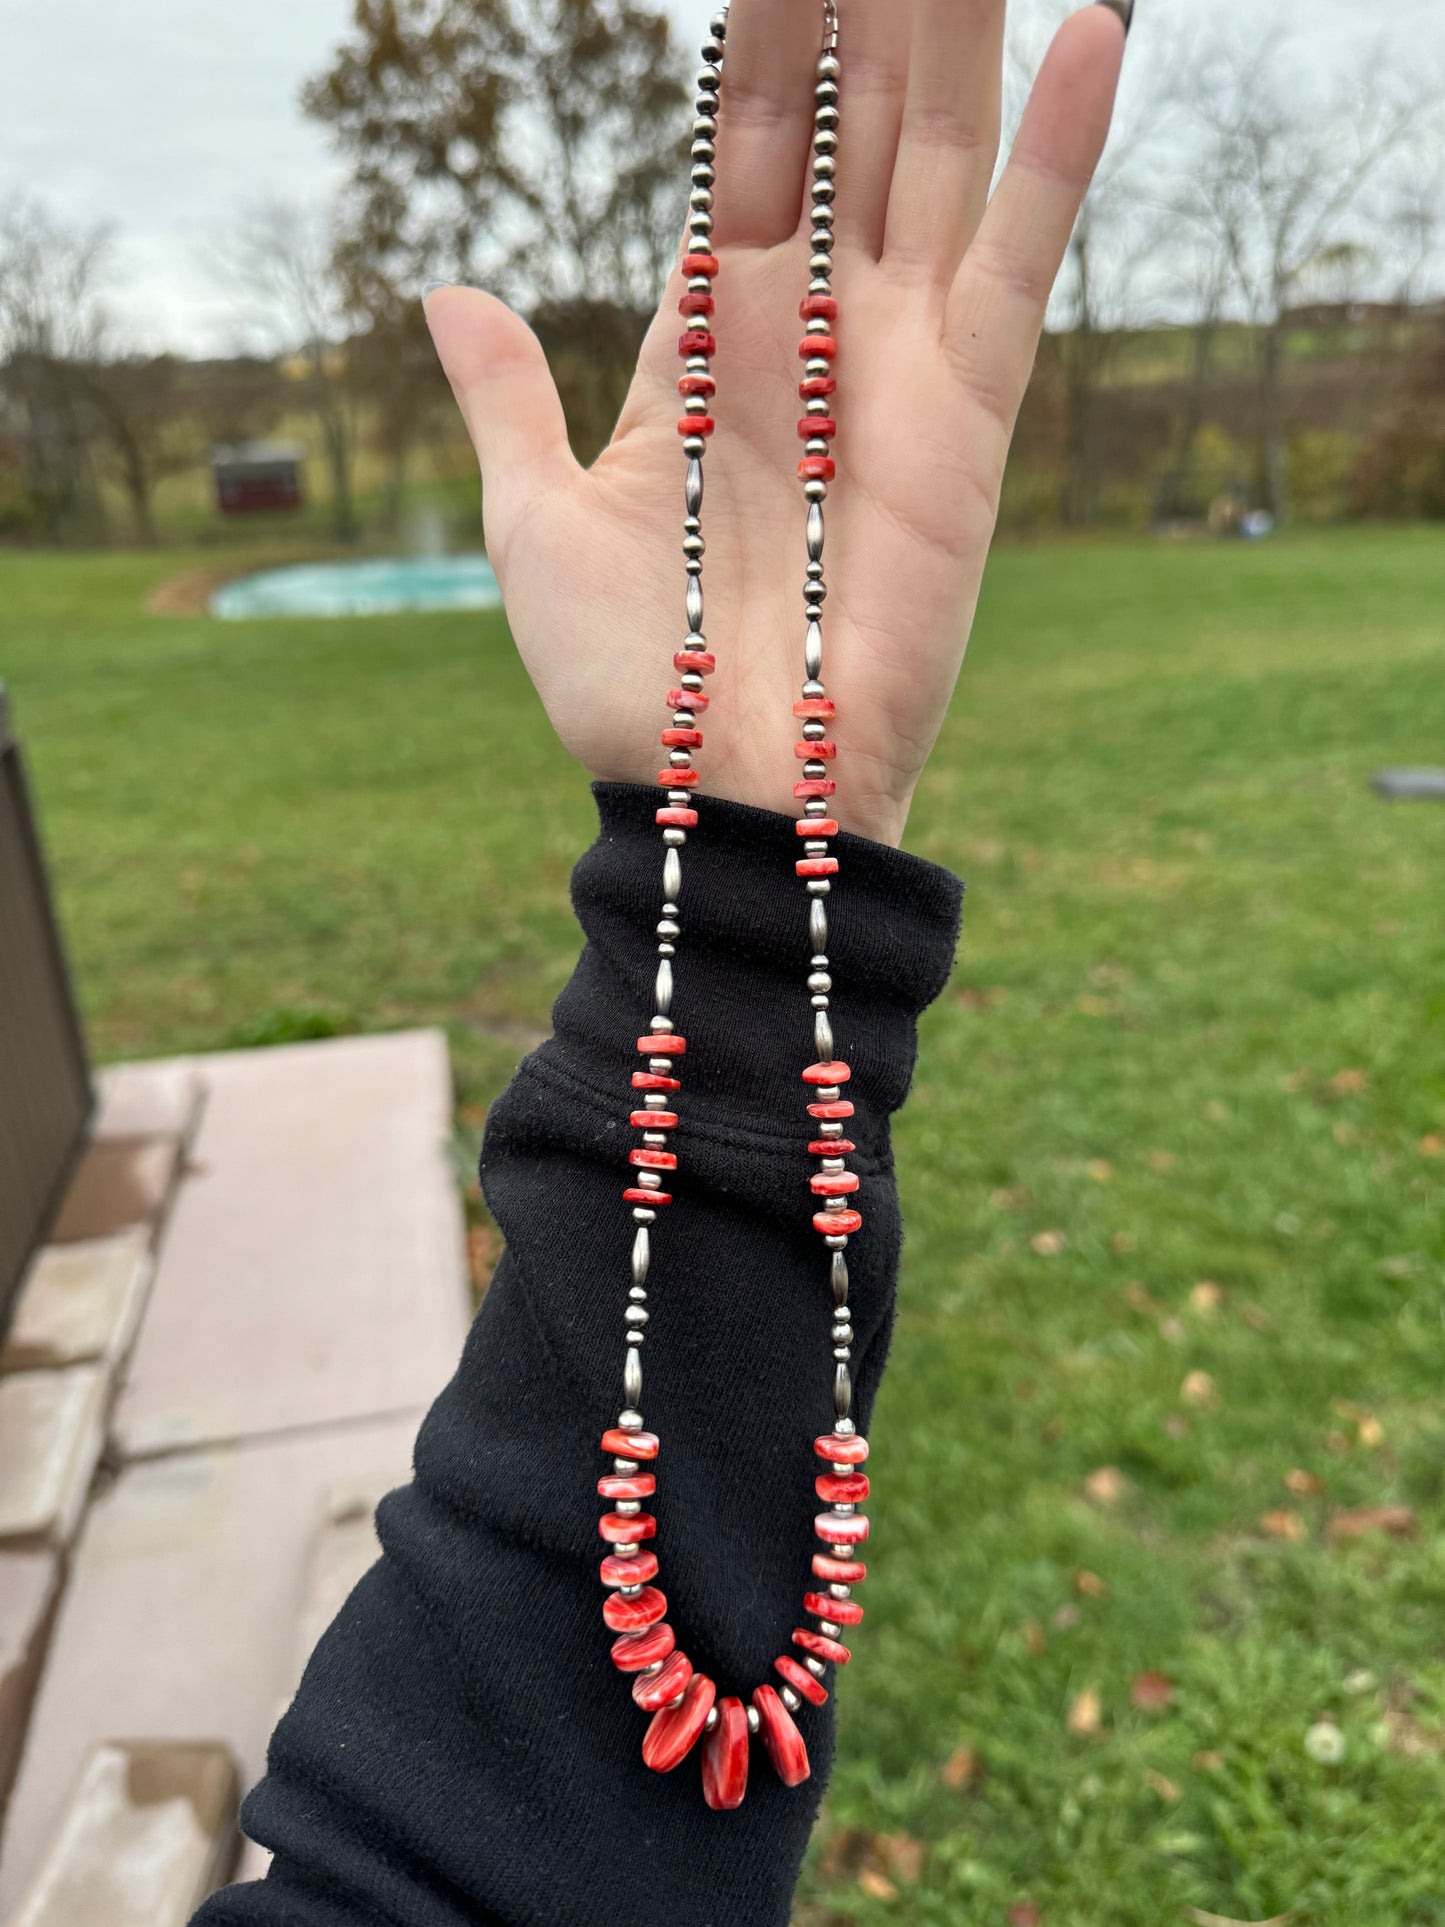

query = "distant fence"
[[0, 689, 90, 1325]]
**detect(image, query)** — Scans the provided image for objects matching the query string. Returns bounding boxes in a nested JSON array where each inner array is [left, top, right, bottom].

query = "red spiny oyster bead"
[[600, 1548, 658, 1586], [602, 1427, 659, 1459], [793, 698, 837, 720], [659, 767, 700, 787], [632, 1072, 680, 1092], [813, 1551, 867, 1583], [701, 1695, 750, 1810], [814, 1509, 870, 1543], [801, 293, 839, 320], [814, 1432, 869, 1464], [678, 290, 715, 317], [661, 727, 703, 748], [794, 777, 836, 799], [798, 456, 837, 483], [795, 738, 836, 759], [677, 416, 716, 437], [807, 1099, 855, 1120], [800, 334, 838, 360], [814, 1207, 862, 1234], [805, 1591, 865, 1626], [752, 1684, 810, 1787], [642, 1672, 716, 1773], [674, 650, 716, 674], [624, 1188, 673, 1206], [804, 1061, 852, 1086], [604, 1585, 668, 1632], [797, 418, 838, 440], [793, 1626, 851, 1666], [611, 1621, 676, 1672], [630, 1110, 678, 1130], [808, 1138, 855, 1156], [666, 687, 709, 711], [632, 1648, 694, 1711], [656, 808, 698, 829], [796, 821, 839, 841], [797, 857, 840, 879], [638, 1034, 687, 1056], [810, 1170, 859, 1195], [800, 374, 838, 398], [815, 1470, 869, 1503], [775, 1654, 829, 1706], [630, 1148, 677, 1170], [682, 251, 719, 278], [679, 330, 716, 357], [678, 372, 717, 398], [599, 1472, 657, 1500], [600, 1511, 657, 1544]]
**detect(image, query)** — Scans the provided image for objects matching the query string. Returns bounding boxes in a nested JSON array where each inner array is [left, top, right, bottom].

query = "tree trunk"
[[1257, 322, 1289, 522]]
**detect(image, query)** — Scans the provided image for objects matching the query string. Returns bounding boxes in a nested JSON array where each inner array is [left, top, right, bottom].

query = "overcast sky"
[[2, 0, 1439, 354]]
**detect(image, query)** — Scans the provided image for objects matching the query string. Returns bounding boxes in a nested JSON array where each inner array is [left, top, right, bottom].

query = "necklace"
[[597, 0, 867, 1810]]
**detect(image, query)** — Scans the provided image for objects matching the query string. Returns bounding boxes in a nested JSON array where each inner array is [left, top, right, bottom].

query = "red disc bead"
[[801, 293, 839, 320], [807, 1100, 855, 1120], [666, 687, 709, 711], [806, 1591, 865, 1626], [794, 739, 837, 759], [603, 1585, 668, 1632], [814, 1509, 870, 1543], [808, 1138, 855, 1156], [630, 1111, 678, 1130], [678, 291, 715, 318], [800, 335, 837, 360], [659, 768, 700, 787], [797, 857, 840, 879], [800, 375, 838, 398], [793, 698, 837, 720], [810, 1170, 859, 1195], [793, 1626, 851, 1666], [674, 650, 716, 674], [682, 252, 719, 278], [814, 1432, 869, 1464], [610, 1621, 676, 1672], [600, 1549, 658, 1586], [642, 1673, 716, 1773], [656, 808, 698, 829], [794, 777, 836, 799], [796, 822, 839, 841], [797, 418, 838, 440], [624, 1188, 673, 1206], [677, 416, 715, 437], [752, 1685, 810, 1788], [813, 1551, 868, 1583], [602, 1428, 659, 1459], [599, 1472, 657, 1500], [630, 1149, 677, 1171], [814, 1208, 862, 1234], [600, 1511, 657, 1544], [775, 1654, 829, 1707], [701, 1695, 750, 1811], [679, 330, 716, 357], [638, 1034, 687, 1055], [798, 456, 837, 483], [815, 1470, 869, 1503], [661, 728, 703, 749], [678, 372, 716, 398], [631, 1072, 680, 1092], [633, 1648, 694, 1712], [804, 1061, 852, 1085]]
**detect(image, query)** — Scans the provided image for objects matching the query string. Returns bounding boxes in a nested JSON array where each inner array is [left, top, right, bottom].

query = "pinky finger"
[[943, 4, 1124, 419]]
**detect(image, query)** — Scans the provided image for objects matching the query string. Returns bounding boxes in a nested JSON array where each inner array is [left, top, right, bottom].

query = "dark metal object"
[[1372, 768, 1445, 800], [0, 687, 92, 1329]]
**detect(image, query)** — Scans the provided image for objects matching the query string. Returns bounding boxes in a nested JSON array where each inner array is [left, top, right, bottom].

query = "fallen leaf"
[[1239, 1301, 1274, 1333], [1323, 1429, 1351, 1455], [1086, 1159, 1114, 1184], [1084, 1467, 1125, 1506], [1280, 1066, 1313, 1092], [1260, 1509, 1307, 1543], [1131, 1671, 1174, 1713], [1032, 1229, 1067, 1257], [1053, 1603, 1081, 1631], [1125, 1281, 1157, 1311], [991, 1186, 1030, 1211], [817, 1825, 866, 1884], [876, 1833, 924, 1885], [956, 984, 1007, 1012], [1184, 1911, 1293, 1927], [939, 1743, 979, 1791], [1164, 1414, 1192, 1440], [1008, 1905, 1043, 1927], [1112, 1230, 1137, 1255], [1189, 1280, 1224, 1317], [1329, 1068, 1368, 1095], [1326, 1505, 1415, 1544], [1383, 1706, 1445, 1759], [1357, 1415, 1385, 1448], [856, 1867, 898, 1901], [1284, 1468, 1323, 1496], [1074, 1569, 1109, 1598], [1145, 1768, 1182, 1803], [1067, 1686, 1104, 1736], [1147, 1148, 1178, 1173], [1193, 1750, 1225, 1772], [1022, 1619, 1048, 1657], [1182, 1370, 1219, 1409], [1160, 1317, 1187, 1345], [1419, 1134, 1444, 1158]]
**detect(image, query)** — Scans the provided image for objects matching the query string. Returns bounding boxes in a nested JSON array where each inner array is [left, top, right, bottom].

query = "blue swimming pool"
[[210, 555, 503, 620]]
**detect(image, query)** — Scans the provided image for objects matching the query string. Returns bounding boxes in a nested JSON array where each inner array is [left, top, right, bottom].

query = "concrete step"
[[0, 1369, 107, 1549], [92, 1063, 203, 1149], [1, 1231, 152, 1375], [0, 1553, 61, 1818], [9, 1740, 237, 1927]]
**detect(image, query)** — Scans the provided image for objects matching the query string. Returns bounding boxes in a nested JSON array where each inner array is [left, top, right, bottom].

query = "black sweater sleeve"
[[194, 782, 961, 1927]]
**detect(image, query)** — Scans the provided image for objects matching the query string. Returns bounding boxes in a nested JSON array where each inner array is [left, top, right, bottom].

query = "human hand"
[[426, 1, 1126, 847]]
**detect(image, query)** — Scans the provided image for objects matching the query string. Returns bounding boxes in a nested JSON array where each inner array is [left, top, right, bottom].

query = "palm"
[[429, 0, 1125, 845]]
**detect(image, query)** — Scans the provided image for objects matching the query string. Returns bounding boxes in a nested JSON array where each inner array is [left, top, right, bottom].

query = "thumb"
[[423, 285, 578, 569]]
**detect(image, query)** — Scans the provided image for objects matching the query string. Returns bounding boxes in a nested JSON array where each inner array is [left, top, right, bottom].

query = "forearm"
[[195, 783, 960, 1927]]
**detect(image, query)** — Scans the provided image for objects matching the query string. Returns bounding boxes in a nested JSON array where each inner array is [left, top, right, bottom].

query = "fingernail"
[[422, 278, 453, 298], [1095, 0, 1133, 33]]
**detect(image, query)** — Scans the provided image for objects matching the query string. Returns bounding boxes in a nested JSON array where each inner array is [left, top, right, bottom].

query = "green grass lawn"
[[3, 527, 1444, 1924]]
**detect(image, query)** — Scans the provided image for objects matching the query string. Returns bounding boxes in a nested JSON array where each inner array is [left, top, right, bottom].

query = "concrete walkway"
[[0, 1032, 471, 1922]]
